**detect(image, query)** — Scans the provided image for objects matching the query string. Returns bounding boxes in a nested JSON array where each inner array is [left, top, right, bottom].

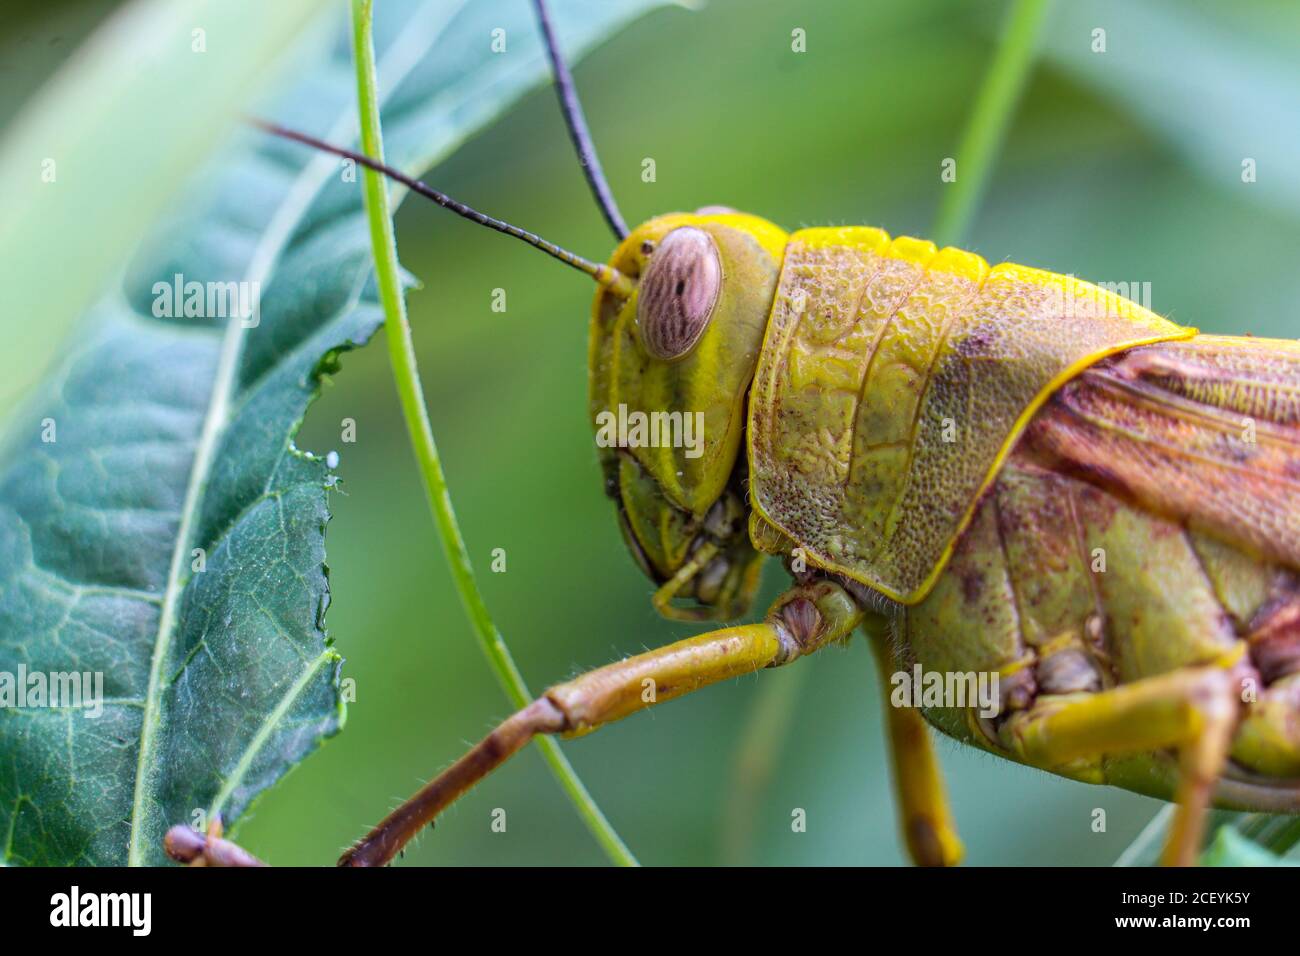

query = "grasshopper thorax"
[[589, 211, 789, 621]]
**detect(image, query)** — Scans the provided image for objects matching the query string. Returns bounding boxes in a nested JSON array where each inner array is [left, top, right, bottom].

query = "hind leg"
[[866, 621, 963, 866], [1233, 673, 1300, 777], [999, 665, 1239, 866]]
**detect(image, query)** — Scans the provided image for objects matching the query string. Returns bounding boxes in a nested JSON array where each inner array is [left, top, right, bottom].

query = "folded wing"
[[1025, 335, 1300, 571]]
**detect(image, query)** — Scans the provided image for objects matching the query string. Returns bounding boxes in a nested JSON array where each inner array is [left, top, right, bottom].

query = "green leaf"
[[1201, 827, 1300, 867], [1116, 807, 1300, 868], [0, 0, 675, 866], [0, 0, 324, 413]]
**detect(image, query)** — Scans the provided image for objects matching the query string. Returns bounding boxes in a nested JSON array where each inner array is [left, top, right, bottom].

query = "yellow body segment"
[[747, 227, 1195, 604]]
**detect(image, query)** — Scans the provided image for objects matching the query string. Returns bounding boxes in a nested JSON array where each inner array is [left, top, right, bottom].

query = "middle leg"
[[866, 620, 963, 866], [338, 578, 866, 866]]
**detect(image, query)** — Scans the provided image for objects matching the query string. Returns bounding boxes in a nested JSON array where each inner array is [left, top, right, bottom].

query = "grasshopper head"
[[589, 210, 788, 621]]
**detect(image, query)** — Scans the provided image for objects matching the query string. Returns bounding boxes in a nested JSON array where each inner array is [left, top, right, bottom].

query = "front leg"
[[999, 664, 1240, 866], [338, 578, 865, 866]]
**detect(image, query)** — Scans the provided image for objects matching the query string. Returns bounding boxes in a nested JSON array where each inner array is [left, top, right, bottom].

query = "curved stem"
[[349, 0, 637, 867], [932, 0, 1051, 247], [720, 665, 809, 865]]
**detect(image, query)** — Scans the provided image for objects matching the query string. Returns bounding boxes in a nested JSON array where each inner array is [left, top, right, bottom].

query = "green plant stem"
[[932, 0, 1051, 247], [721, 664, 810, 865], [347, 0, 638, 867]]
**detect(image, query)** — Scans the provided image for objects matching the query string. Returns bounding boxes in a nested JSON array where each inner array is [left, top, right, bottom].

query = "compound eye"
[[635, 226, 721, 361]]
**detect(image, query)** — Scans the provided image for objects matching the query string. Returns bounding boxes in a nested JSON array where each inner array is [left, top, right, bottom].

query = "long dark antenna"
[[252, 119, 632, 295], [533, 0, 629, 241]]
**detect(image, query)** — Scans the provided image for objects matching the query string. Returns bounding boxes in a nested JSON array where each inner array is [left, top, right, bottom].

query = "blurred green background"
[[5, 0, 1299, 865]]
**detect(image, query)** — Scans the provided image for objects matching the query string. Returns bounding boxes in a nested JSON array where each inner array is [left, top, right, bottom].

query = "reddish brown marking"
[[1248, 593, 1300, 683], [780, 597, 822, 649]]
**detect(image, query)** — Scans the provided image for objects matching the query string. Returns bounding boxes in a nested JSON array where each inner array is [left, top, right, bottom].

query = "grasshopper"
[[264, 1, 1300, 867]]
